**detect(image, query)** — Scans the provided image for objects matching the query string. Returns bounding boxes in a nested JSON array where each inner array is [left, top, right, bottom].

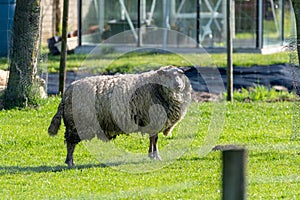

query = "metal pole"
[[256, 0, 264, 49], [256, 0, 259, 48], [137, 0, 141, 47], [163, 0, 170, 50], [78, 0, 82, 46], [196, 0, 200, 47], [280, 0, 285, 45], [119, 0, 138, 40], [222, 148, 247, 200], [226, 0, 233, 102], [98, 0, 105, 40], [59, 0, 69, 96]]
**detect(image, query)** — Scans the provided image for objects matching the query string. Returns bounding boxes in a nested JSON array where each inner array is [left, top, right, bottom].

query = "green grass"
[[0, 57, 8, 70], [0, 51, 291, 74], [0, 96, 299, 199], [232, 85, 297, 102]]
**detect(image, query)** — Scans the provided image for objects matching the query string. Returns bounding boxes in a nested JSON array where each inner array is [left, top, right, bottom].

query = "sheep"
[[48, 66, 192, 167]]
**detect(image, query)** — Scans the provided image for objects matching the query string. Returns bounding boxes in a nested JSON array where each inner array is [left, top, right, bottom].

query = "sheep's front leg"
[[65, 142, 76, 167], [148, 133, 162, 160]]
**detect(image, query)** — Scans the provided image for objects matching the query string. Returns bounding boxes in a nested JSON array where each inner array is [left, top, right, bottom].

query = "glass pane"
[[81, 0, 140, 45], [170, 0, 197, 45], [198, 0, 226, 47], [81, 0, 101, 44], [234, 0, 257, 48], [263, 0, 282, 47], [79, 0, 294, 50], [283, 0, 296, 42]]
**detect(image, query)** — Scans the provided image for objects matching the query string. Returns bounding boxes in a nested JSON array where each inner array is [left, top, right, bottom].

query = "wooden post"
[[226, 0, 233, 102], [59, 0, 69, 96], [222, 148, 247, 200]]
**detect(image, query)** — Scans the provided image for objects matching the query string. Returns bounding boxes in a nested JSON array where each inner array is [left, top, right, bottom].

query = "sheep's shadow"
[[0, 163, 107, 175], [0, 159, 158, 175]]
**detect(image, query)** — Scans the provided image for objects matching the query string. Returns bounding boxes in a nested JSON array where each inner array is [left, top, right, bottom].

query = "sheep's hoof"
[[148, 152, 162, 161], [65, 159, 75, 167]]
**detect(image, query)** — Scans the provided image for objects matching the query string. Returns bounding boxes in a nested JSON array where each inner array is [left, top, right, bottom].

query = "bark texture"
[[4, 0, 42, 109]]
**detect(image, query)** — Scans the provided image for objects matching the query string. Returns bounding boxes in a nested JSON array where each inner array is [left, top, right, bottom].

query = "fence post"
[[226, 0, 233, 102], [222, 148, 247, 200]]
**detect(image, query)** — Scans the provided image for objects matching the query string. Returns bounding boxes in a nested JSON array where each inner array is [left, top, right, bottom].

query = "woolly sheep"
[[48, 66, 192, 167]]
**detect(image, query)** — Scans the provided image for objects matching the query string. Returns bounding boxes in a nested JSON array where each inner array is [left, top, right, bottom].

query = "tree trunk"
[[292, 0, 300, 65], [3, 0, 42, 109], [54, 0, 61, 35]]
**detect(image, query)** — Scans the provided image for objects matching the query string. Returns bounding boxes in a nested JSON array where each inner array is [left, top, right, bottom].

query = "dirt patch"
[[191, 91, 222, 102]]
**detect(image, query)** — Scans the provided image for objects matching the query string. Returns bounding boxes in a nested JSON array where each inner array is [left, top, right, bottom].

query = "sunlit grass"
[[0, 96, 299, 199], [231, 85, 297, 102], [0, 51, 290, 73]]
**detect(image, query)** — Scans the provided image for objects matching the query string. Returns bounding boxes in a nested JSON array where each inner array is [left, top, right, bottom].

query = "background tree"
[[3, 0, 42, 109], [292, 0, 300, 64], [54, 0, 61, 35]]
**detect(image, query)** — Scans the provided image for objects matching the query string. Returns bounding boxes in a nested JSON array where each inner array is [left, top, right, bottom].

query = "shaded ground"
[[184, 64, 299, 93]]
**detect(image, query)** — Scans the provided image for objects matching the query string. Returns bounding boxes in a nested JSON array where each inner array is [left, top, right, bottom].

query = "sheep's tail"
[[48, 101, 63, 136]]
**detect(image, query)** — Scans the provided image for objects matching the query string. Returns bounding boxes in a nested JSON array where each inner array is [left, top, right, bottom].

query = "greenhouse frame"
[[76, 0, 296, 53]]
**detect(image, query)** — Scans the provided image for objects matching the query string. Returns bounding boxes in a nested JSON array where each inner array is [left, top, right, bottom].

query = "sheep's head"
[[156, 66, 191, 93]]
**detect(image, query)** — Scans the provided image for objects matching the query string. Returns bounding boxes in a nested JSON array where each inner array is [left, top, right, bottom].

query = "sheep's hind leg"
[[148, 133, 162, 160], [65, 142, 76, 167]]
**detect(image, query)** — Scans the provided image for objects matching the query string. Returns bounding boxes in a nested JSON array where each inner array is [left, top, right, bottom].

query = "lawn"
[[0, 51, 292, 74], [46, 51, 292, 74], [0, 48, 299, 198], [0, 97, 299, 199]]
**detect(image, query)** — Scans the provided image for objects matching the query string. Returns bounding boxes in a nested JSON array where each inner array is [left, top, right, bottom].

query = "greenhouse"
[[77, 0, 296, 53]]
